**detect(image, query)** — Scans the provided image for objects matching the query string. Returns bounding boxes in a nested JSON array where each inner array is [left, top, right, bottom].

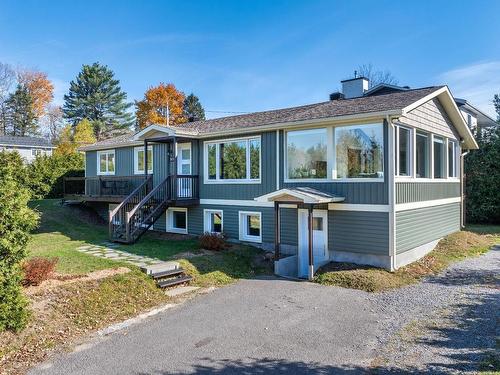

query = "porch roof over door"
[[255, 187, 345, 204]]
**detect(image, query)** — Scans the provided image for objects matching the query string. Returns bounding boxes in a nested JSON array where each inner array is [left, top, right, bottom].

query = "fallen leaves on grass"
[[314, 231, 498, 292]]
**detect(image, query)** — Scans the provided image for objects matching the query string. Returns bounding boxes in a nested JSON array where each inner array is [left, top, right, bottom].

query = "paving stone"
[[164, 286, 200, 297]]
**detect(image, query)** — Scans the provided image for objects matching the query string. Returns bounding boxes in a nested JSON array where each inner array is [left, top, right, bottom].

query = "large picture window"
[[134, 146, 153, 174], [433, 136, 445, 178], [97, 150, 115, 175], [335, 124, 384, 179], [205, 137, 260, 182], [286, 128, 327, 179]]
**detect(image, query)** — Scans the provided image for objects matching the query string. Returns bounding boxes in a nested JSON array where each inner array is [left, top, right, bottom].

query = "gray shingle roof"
[[85, 86, 441, 149], [0, 136, 54, 147], [183, 86, 441, 134]]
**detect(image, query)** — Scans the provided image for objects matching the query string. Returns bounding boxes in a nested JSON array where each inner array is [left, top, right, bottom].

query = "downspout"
[[386, 115, 397, 271], [460, 148, 469, 229]]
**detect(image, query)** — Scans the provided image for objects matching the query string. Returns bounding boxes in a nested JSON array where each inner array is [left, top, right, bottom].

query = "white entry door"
[[298, 209, 328, 279], [177, 143, 192, 198]]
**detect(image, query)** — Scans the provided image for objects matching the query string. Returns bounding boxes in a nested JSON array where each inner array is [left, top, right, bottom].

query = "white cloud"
[[438, 61, 500, 118]]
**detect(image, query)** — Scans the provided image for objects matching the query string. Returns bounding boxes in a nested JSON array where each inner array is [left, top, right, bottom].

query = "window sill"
[[134, 171, 153, 175], [239, 235, 262, 243], [97, 172, 115, 176], [204, 179, 261, 185], [395, 178, 461, 183], [284, 178, 384, 183], [166, 227, 188, 235]]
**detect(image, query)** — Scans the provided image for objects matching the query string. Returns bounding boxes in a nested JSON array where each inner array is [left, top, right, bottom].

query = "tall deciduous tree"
[[44, 104, 65, 143], [357, 64, 399, 87], [63, 63, 134, 140], [55, 119, 96, 155], [135, 83, 186, 129], [0, 62, 16, 135], [5, 85, 38, 136], [17, 70, 54, 119], [183, 93, 205, 122]]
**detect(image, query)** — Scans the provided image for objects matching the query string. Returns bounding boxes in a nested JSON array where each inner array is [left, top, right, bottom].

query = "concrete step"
[[164, 286, 200, 297], [141, 261, 180, 275]]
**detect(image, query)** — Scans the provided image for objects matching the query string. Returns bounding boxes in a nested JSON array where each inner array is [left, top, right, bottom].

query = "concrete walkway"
[[76, 243, 164, 268]]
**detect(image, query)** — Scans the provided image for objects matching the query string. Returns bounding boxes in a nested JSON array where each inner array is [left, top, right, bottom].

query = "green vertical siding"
[[187, 204, 274, 244], [85, 151, 97, 176], [329, 211, 389, 255], [280, 208, 298, 246], [396, 182, 460, 204], [396, 203, 460, 254], [198, 131, 277, 200], [153, 143, 169, 186]]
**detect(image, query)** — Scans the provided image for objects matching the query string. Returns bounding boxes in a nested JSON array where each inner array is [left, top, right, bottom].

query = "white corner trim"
[[200, 199, 274, 207], [327, 203, 390, 212], [276, 129, 280, 190], [395, 197, 461, 212]]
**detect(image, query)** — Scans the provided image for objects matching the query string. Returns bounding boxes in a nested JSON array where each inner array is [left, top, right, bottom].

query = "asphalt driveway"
[[31, 246, 499, 374]]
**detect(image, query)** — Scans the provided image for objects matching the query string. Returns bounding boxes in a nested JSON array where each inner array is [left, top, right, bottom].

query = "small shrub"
[[199, 232, 227, 251], [22, 257, 58, 286]]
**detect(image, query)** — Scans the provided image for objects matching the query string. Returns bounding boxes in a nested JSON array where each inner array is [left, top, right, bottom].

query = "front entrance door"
[[177, 143, 192, 198], [298, 209, 328, 279]]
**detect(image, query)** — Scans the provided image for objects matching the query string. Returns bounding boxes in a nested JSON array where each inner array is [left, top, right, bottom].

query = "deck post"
[[274, 201, 280, 260], [144, 139, 148, 178], [308, 205, 314, 280]]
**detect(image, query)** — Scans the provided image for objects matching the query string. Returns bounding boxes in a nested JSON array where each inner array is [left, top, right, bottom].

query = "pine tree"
[[63, 63, 134, 140], [5, 85, 38, 136], [183, 93, 205, 122]]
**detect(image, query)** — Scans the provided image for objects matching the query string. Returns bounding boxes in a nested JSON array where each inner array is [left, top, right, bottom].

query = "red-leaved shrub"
[[199, 232, 227, 251], [22, 257, 58, 286]]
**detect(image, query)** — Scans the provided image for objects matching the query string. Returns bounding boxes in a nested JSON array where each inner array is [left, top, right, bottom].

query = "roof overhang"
[[401, 86, 479, 150], [255, 188, 345, 204]]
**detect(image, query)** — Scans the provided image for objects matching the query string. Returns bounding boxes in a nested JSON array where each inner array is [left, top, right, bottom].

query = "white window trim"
[[203, 209, 224, 234], [432, 135, 446, 179], [203, 135, 261, 184], [97, 149, 115, 175], [395, 125, 413, 178], [134, 146, 153, 175], [284, 123, 386, 183], [166, 207, 188, 234], [238, 211, 262, 243]]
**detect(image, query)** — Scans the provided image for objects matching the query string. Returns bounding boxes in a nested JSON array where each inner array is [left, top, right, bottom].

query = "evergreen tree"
[[183, 93, 205, 122], [4, 85, 38, 136], [63, 63, 134, 140], [0, 151, 39, 332]]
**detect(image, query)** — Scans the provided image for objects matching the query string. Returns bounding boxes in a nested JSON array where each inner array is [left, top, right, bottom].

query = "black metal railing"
[[108, 176, 153, 242], [109, 175, 199, 243], [63, 175, 149, 198]]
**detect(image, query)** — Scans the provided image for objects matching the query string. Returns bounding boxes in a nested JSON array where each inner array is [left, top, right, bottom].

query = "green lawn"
[[27, 199, 199, 274]]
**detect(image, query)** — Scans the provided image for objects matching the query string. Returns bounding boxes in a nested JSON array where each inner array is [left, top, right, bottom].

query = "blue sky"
[[1, 0, 499, 119]]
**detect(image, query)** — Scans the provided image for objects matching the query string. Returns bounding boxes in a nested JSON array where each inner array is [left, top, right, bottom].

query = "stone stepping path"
[[76, 243, 165, 268]]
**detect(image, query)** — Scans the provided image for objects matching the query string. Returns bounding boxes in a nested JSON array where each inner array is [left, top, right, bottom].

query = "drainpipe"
[[386, 115, 396, 271], [460, 148, 469, 229]]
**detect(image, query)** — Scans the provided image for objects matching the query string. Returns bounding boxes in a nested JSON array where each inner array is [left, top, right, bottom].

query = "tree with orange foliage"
[[135, 83, 186, 129], [17, 70, 54, 118]]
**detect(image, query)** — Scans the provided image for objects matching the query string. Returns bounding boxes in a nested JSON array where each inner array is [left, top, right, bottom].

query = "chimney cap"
[[340, 76, 369, 83]]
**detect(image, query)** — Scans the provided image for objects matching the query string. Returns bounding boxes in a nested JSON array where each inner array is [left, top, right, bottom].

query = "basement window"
[[239, 211, 262, 243]]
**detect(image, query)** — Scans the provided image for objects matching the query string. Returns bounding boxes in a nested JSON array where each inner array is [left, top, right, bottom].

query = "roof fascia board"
[[402, 86, 478, 149], [196, 109, 401, 139]]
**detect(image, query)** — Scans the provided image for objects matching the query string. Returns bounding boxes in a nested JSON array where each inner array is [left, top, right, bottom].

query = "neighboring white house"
[[0, 136, 55, 163], [454, 98, 497, 135]]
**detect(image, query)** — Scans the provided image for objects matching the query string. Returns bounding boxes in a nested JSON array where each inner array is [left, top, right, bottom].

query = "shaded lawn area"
[[27, 199, 199, 275], [314, 226, 500, 292]]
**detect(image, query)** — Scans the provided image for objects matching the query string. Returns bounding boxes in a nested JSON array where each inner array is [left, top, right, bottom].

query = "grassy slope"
[[27, 199, 198, 274], [314, 227, 500, 292]]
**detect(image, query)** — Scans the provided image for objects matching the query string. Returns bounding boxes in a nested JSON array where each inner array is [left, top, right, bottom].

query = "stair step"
[[157, 275, 193, 288], [151, 268, 185, 279]]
